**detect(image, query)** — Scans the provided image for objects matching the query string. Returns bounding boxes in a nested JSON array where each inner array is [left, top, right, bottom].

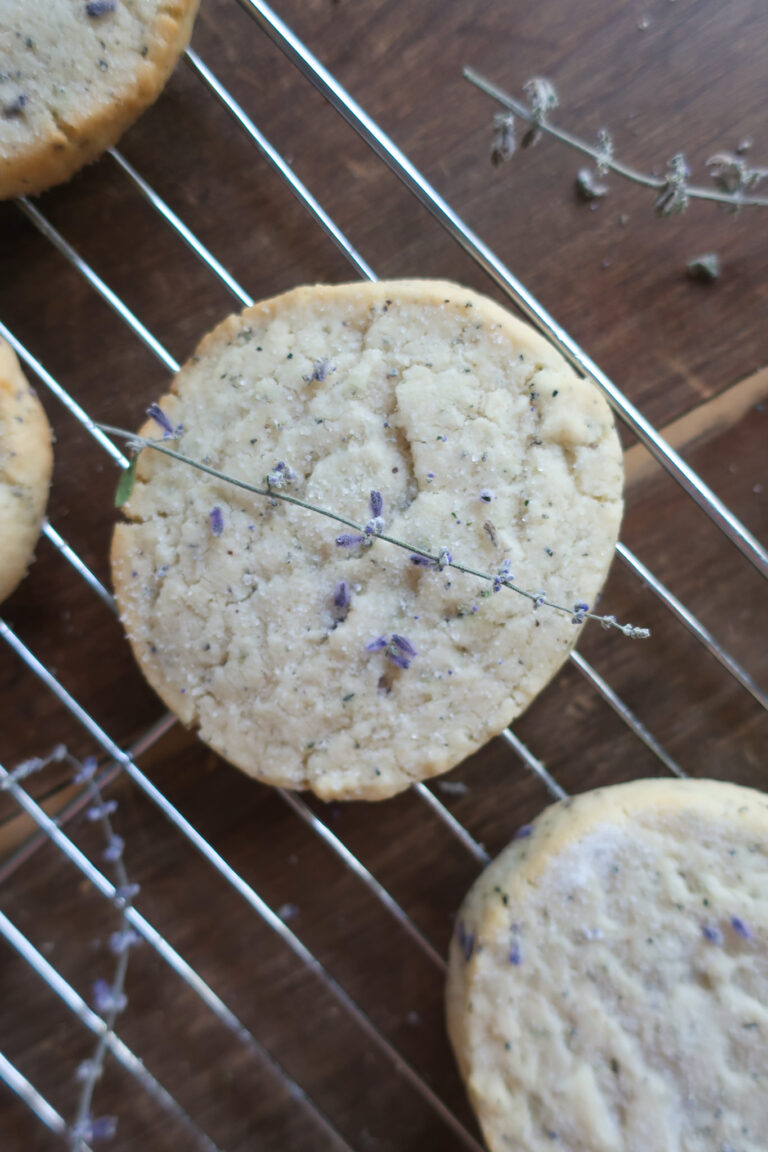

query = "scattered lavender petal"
[[702, 924, 723, 945], [509, 942, 522, 965], [369, 490, 383, 518], [387, 649, 412, 670], [456, 921, 475, 962], [86, 0, 117, 16], [210, 507, 224, 536], [730, 916, 751, 940], [146, 403, 175, 438], [336, 532, 364, 547], [333, 581, 351, 610], [365, 636, 388, 652], [410, 554, 434, 567], [305, 358, 334, 382], [514, 824, 533, 839], [391, 634, 417, 657]]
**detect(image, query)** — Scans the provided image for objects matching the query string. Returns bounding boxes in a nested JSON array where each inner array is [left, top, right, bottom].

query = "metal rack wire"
[[0, 1, 765, 1148]]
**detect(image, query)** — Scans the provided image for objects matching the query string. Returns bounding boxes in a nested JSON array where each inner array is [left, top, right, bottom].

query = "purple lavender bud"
[[365, 516, 385, 536], [270, 460, 296, 481], [333, 581, 351, 610], [109, 928, 140, 955], [103, 835, 124, 862], [410, 554, 434, 567], [514, 824, 533, 839], [91, 980, 110, 1012], [90, 1115, 118, 1141], [210, 507, 224, 536], [369, 490, 383, 518], [509, 942, 522, 965], [146, 403, 175, 438], [86, 0, 117, 16], [702, 924, 723, 945], [73, 756, 98, 784], [574, 600, 590, 613], [533, 591, 547, 609], [92, 980, 127, 1015], [114, 883, 140, 903], [336, 533, 364, 547], [387, 634, 417, 669], [86, 800, 118, 822], [365, 636, 388, 652], [730, 916, 751, 940], [437, 547, 452, 570]]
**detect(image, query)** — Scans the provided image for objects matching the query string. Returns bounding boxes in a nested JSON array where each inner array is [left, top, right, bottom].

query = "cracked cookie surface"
[[0, 338, 53, 604], [111, 280, 623, 800], [447, 778, 768, 1152], [0, 0, 199, 199]]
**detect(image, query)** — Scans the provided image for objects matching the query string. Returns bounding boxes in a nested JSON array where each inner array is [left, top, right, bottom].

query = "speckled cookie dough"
[[0, 0, 200, 199], [0, 338, 53, 603], [111, 280, 623, 800], [446, 777, 768, 1152]]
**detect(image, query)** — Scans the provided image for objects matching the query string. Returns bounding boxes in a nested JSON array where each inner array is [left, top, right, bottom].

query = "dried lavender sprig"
[[464, 67, 768, 211], [0, 744, 67, 789], [99, 425, 649, 639], [67, 755, 136, 1151]]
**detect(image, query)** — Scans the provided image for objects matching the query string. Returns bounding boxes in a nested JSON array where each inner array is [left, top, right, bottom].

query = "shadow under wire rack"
[[0, 1, 766, 1149]]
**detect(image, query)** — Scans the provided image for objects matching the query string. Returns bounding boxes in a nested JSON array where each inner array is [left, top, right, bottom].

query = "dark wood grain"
[[1, 1, 766, 1148]]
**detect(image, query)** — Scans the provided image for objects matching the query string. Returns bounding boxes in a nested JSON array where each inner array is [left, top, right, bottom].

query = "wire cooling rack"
[[1, 2, 766, 1149]]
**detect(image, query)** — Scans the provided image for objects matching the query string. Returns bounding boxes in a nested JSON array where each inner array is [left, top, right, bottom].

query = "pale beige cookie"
[[0, 0, 200, 199], [0, 339, 53, 603], [446, 777, 768, 1152], [111, 280, 623, 801]]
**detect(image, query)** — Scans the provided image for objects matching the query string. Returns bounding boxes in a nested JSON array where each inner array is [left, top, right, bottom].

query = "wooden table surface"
[[1, 1, 766, 1148]]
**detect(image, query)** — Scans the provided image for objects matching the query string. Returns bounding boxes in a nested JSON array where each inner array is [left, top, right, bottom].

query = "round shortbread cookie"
[[111, 279, 623, 801], [446, 777, 768, 1152], [0, 0, 199, 200], [0, 339, 53, 603]]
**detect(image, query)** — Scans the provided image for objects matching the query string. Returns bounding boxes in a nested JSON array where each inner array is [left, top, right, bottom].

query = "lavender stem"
[[99, 424, 649, 640]]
